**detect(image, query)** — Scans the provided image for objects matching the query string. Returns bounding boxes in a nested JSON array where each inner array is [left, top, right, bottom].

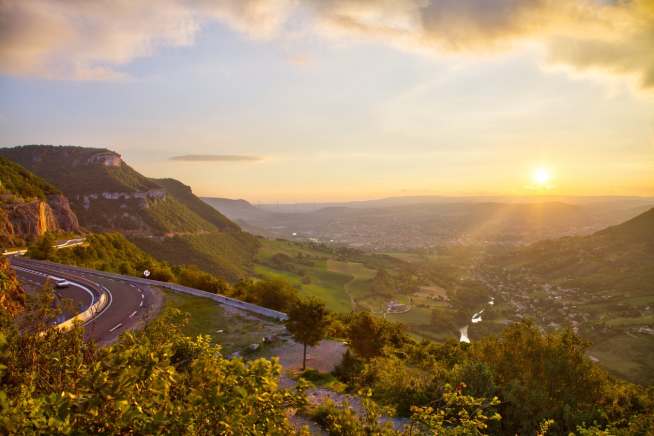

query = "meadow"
[[253, 239, 469, 342], [160, 289, 285, 355]]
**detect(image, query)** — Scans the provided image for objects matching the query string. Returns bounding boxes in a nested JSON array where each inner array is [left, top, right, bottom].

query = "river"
[[459, 297, 494, 343]]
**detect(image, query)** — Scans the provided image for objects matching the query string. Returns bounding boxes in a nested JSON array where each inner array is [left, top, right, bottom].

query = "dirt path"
[[267, 339, 347, 373]]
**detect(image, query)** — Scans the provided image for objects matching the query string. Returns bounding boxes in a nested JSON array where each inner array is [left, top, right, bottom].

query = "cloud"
[[169, 154, 263, 162], [1, 0, 653, 89], [308, 0, 654, 89], [0, 0, 287, 80]]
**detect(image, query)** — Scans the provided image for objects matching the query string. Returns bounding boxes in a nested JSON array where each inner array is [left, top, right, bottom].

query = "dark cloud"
[[169, 154, 263, 162], [1, 0, 652, 89]]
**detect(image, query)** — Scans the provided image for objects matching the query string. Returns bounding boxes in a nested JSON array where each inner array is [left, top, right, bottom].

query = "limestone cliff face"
[[46, 194, 80, 232], [0, 194, 80, 245]]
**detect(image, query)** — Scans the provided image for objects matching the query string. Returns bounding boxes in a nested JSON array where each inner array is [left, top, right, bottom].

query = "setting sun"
[[532, 167, 552, 187]]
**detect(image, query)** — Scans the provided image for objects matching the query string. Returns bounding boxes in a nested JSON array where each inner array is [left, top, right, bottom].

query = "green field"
[[589, 334, 654, 385], [254, 263, 352, 313], [255, 240, 383, 313], [160, 289, 285, 355], [253, 239, 467, 342]]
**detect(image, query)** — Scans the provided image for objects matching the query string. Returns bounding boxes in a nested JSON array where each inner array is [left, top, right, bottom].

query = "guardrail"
[[15, 259, 288, 321], [56, 292, 109, 331], [13, 261, 112, 332], [2, 238, 86, 257], [2, 248, 27, 256]]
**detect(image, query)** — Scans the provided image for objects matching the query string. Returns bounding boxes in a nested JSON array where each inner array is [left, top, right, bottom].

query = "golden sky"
[[1, 0, 652, 201]]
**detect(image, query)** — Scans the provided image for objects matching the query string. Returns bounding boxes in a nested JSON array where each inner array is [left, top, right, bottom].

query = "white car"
[[55, 279, 71, 288]]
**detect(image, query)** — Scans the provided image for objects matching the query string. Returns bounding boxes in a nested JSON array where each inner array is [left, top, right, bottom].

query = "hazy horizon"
[[209, 193, 654, 206]]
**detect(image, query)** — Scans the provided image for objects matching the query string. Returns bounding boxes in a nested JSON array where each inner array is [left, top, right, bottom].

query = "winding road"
[[10, 256, 158, 343]]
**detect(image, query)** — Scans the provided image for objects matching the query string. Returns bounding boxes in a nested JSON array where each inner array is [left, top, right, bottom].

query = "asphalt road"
[[10, 257, 157, 344]]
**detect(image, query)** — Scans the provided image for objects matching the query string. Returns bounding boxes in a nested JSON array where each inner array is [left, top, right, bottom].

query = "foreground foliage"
[[0, 302, 305, 435], [333, 316, 654, 435]]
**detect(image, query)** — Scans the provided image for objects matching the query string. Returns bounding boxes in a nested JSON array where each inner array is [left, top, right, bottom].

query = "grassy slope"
[[132, 232, 259, 282], [254, 263, 352, 313], [154, 178, 238, 231], [145, 197, 217, 234], [160, 290, 285, 355], [253, 240, 463, 344], [0, 157, 59, 201], [254, 240, 356, 313]]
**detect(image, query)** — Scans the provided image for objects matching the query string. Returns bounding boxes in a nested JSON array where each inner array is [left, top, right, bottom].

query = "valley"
[[1, 144, 653, 434], [3, 6, 654, 432]]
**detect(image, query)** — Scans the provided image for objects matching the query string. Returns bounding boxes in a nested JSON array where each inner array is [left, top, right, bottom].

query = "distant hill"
[[202, 197, 277, 223], [209, 199, 614, 248], [510, 207, 654, 295], [159, 182, 239, 232], [257, 195, 654, 213], [216, 194, 653, 249], [0, 156, 79, 246], [596, 206, 654, 242], [0, 146, 257, 280]]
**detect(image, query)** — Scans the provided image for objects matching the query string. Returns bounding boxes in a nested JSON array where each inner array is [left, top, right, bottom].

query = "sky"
[[1, 0, 653, 202]]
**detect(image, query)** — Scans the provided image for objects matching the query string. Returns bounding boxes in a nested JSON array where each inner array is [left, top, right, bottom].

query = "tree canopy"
[[286, 298, 331, 370]]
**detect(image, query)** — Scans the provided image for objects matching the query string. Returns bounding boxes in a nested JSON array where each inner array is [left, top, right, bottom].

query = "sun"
[[532, 167, 552, 186]]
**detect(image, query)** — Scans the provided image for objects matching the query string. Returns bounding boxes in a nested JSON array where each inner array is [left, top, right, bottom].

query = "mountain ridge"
[[0, 145, 257, 280]]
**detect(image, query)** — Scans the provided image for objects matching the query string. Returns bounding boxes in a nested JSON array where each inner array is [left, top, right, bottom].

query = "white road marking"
[[141, 293, 144, 300], [11, 264, 118, 330], [139, 301, 144, 308], [129, 310, 138, 318], [14, 265, 96, 305], [109, 323, 122, 332]]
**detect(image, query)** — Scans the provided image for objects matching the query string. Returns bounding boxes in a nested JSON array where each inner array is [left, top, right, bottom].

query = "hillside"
[[476, 208, 654, 383], [0, 146, 258, 280], [512, 207, 654, 295], [157, 181, 238, 231], [0, 157, 79, 246], [202, 197, 276, 222]]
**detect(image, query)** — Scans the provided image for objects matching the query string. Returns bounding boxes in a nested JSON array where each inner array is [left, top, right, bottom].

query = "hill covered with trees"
[[470, 207, 654, 384], [0, 156, 79, 247], [507, 207, 654, 295], [0, 145, 257, 280]]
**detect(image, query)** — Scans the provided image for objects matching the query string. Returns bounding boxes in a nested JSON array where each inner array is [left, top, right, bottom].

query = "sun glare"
[[532, 167, 552, 186]]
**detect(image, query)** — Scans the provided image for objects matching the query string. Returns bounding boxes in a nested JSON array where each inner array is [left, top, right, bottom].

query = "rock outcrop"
[[0, 194, 80, 245], [46, 194, 81, 231]]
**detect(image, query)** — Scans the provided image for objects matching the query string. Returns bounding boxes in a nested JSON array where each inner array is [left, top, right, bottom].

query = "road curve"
[[10, 257, 157, 344]]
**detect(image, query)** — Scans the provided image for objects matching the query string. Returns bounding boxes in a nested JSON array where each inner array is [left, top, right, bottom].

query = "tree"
[[346, 311, 404, 359], [26, 232, 56, 260], [286, 298, 331, 371], [248, 278, 299, 312]]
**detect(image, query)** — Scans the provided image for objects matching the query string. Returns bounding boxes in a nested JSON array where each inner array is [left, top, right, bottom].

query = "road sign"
[[143, 269, 151, 278]]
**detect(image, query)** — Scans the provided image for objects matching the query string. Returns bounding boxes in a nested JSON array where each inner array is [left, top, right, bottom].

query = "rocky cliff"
[[0, 156, 80, 246], [1, 194, 80, 246]]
